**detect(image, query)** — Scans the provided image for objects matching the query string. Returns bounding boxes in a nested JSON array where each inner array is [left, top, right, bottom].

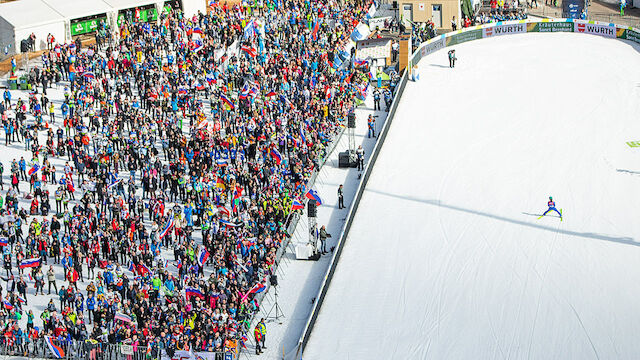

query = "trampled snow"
[[303, 33, 640, 359]]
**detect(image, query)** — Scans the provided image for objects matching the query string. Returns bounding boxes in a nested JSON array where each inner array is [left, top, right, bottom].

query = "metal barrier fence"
[[0, 336, 158, 360]]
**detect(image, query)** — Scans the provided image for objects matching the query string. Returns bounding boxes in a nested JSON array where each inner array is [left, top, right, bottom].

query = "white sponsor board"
[[574, 22, 616, 38], [369, 16, 392, 31], [420, 36, 446, 58], [483, 23, 527, 37]]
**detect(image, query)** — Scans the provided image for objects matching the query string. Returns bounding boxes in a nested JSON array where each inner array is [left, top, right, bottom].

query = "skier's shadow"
[[429, 64, 450, 68], [366, 188, 637, 246], [522, 212, 561, 219]]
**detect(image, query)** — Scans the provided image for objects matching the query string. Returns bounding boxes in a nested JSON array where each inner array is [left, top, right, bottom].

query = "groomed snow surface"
[[303, 33, 640, 359]]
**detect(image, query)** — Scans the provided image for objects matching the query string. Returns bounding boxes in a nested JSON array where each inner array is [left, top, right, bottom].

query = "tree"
[[462, 0, 474, 20]]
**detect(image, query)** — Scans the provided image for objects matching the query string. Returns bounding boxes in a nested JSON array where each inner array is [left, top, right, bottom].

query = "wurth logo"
[[485, 28, 493, 37], [575, 22, 615, 38], [577, 23, 585, 32]]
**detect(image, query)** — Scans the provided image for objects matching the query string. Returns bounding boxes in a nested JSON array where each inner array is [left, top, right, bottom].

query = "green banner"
[[527, 21, 574, 33], [71, 17, 105, 36], [446, 29, 483, 46], [618, 28, 640, 43]]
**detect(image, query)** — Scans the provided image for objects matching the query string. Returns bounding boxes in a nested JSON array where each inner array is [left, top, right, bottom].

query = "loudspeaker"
[[270, 275, 278, 287], [307, 200, 317, 217], [339, 151, 358, 168], [20, 39, 29, 53], [393, 0, 398, 9], [347, 112, 356, 128]]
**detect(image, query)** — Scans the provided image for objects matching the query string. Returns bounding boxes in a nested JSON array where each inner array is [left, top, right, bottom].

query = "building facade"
[[397, 0, 461, 31]]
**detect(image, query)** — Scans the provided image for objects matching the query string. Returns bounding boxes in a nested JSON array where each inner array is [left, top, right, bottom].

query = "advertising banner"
[[527, 21, 574, 32], [446, 29, 483, 46], [483, 22, 527, 38], [563, 0, 585, 19], [616, 28, 640, 43], [369, 16, 392, 31], [70, 17, 105, 36], [574, 22, 616, 38]]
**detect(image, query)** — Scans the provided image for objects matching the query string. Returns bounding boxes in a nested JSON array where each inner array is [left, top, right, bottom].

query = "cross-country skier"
[[540, 196, 562, 220]]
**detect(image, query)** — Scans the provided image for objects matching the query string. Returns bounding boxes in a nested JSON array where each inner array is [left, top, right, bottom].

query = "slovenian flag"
[[238, 84, 250, 100], [0, 238, 7, 246], [197, 247, 209, 266], [299, 126, 307, 144], [114, 312, 132, 323], [270, 148, 283, 165], [291, 199, 304, 211], [137, 264, 152, 276], [185, 286, 205, 299], [28, 164, 40, 176], [20, 257, 41, 269], [220, 94, 235, 110], [107, 179, 121, 190], [353, 58, 368, 67], [159, 215, 174, 240], [17, 296, 26, 303], [3, 300, 13, 310], [177, 87, 188, 96], [82, 72, 95, 80], [195, 82, 205, 91], [249, 282, 266, 294], [265, 90, 277, 97], [192, 26, 203, 34], [45, 336, 65, 359], [206, 73, 216, 84], [305, 188, 323, 206]]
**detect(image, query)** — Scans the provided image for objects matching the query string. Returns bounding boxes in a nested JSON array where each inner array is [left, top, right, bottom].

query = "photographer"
[[319, 225, 332, 255]]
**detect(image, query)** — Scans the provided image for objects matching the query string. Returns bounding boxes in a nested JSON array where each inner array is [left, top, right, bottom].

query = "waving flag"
[[20, 257, 41, 269], [205, 72, 216, 84], [159, 215, 174, 240], [192, 26, 203, 35], [217, 205, 231, 217], [3, 300, 13, 310], [17, 296, 26, 303], [353, 58, 368, 67], [82, 72, 95, 80], [232, 186, 243, 211], [299, 126, 307, 144], [45, 336, 65, 359], [270, 148, 283, 165], [265, 90, 277, 97], [28, 164, 40, 176], [137, 264, 152, 276], [197, 247, 210, 266], [312, 20, 320, 41], [185, 286, 205, 299], [305, 188, 323, 206], [0, 238, 7, 246], [107, 179, 121, 190], [250, 282, 266, 294], [291, 199, 304, 211], [219, 219, 238, 227], [191, 39, 204, 53], [220, 94, 235, 110], [114, 312, 132, 323], [241, 45, 257, 58], [238, 84, 250, 100]]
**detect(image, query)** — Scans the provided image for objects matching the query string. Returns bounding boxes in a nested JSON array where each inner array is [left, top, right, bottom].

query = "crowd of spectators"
[[0, 0, 377, 356]]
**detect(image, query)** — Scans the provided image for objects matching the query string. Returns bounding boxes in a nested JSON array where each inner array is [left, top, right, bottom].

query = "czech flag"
[[305, 188, 323, 206], [185, 286, 205, 299], [114, 312, 132, 323], [20, 257, 41, 269], [241, 45, 257, 58], [270, 148, 283, 165], [0, 238, 7, 246], [220, 94, 235, 110], [28, 164, 40, 176], [45, 336, 65, 359], [159, 215, 174, 240], [197, 247, 209, 266], [291, 199, 304, 211]]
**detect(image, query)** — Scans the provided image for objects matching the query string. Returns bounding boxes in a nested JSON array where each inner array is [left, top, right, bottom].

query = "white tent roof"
[[102, 0, 159, 12], [0, 0, 64, 29], [42, 0, 112, 21]]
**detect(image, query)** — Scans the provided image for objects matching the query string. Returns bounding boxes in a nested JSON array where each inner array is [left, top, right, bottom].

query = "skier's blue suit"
[[543, 200, 562, 217]]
